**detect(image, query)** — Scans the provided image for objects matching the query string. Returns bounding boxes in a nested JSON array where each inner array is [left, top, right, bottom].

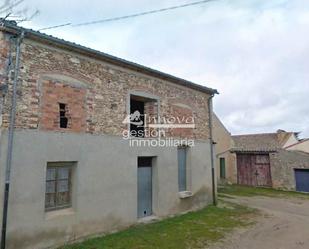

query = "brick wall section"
[[1, 36, 211, 140], [270, 149, 309, 190], [40, 79, 87, 132]]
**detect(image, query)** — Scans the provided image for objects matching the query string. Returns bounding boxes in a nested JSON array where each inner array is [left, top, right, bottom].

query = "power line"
[[73, 0, 215, 27], [38, 22, 71, 31], [38, 0, 215, 31]]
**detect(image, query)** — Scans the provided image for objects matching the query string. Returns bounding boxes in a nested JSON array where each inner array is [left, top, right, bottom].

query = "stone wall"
[[270, 149, 309, 190], [0, 34, 211, 140]]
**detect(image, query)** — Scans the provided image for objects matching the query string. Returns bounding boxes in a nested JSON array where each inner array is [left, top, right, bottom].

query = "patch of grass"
[[59, 202, 256, 249], [219, 184, 309, 199]]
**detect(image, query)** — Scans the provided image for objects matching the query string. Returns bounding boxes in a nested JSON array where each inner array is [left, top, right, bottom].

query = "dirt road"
[[211, 195, 309, 249]]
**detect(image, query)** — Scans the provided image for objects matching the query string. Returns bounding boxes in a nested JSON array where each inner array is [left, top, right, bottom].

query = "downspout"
[[1, 30, 24, 249], [208, 94, 217, 206]]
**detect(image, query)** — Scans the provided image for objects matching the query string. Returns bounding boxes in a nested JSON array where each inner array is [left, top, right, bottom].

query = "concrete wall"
[[270, 149, 309, 190], [0, 130, 213, 249]]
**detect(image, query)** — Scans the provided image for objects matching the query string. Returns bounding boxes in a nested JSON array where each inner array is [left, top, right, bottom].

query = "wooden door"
[[254, 154, 272, 186], [237, 154, 253, 185], [237, 153, 272, 187]]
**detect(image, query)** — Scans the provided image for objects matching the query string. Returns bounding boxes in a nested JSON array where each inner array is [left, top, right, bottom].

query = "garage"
[[295, 169, 309, 192]]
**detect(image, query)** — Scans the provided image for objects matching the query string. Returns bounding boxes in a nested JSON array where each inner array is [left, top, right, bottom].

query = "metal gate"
[[295, 169, 309, 192], [137, 157, 152, 218], [237, 153, 272, 187]]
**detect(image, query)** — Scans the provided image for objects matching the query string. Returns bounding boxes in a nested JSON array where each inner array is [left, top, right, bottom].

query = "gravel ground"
[[210, 195, 309, 249]]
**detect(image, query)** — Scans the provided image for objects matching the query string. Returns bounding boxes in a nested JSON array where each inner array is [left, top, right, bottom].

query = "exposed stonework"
[[270, 149, 309, 190], [1, 37, 211, 139], [0, 32, 10, 82]]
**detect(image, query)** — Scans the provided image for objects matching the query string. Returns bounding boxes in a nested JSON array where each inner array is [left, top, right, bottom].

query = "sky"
[[5, 0, 309, 137]]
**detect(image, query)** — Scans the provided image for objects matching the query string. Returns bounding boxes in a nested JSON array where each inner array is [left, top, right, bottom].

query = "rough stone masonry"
[[0, 34, 212, 138]]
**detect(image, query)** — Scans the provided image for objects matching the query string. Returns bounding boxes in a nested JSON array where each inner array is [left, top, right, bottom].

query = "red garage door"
[[237, 153, 272, 187]]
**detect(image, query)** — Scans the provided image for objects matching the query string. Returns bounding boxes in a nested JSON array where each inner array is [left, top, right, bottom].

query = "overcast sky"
[[9, 0, 309, 137]]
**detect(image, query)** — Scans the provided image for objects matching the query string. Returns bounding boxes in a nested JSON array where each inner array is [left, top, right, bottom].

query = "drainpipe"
[[208, 94, 217, 206], [1, 30, 24, 249]]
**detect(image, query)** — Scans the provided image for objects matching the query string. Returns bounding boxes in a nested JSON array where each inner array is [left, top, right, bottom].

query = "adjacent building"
[[212, 113, 236, 184], [0, 21, 218, 249], [213, 116, 309, 192]]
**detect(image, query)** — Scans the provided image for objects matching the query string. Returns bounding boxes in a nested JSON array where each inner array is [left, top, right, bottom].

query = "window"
[[220, 158, 226, 179], [59, 103, 68, 128], [178, 146, 187, 192], [45, 162, 73, 211]]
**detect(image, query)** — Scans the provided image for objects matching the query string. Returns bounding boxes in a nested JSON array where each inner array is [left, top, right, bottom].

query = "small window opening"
[[59, 103, 68, 128]]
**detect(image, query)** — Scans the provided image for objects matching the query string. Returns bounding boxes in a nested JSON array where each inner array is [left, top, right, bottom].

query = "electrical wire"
[[38, 0, 215, 31], [38, 22, 71, 31]]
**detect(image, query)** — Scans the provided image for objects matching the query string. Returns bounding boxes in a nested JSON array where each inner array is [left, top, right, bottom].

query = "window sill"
[[45, 207, 75, 220], [178, 191, 193, 199]]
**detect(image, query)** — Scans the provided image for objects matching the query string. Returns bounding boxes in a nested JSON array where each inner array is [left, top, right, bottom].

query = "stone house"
[[231, 130, 309, 191], [0, 21, 218, 249], [212, 116, 309, 192]]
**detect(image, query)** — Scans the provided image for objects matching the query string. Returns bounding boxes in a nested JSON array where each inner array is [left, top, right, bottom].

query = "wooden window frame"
[[45, 162, 73, 212]]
